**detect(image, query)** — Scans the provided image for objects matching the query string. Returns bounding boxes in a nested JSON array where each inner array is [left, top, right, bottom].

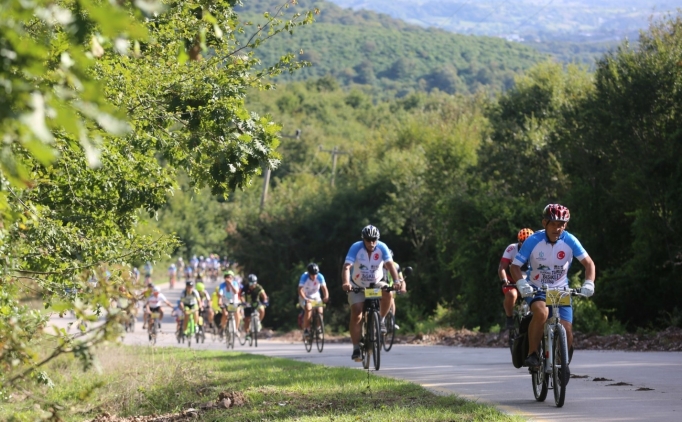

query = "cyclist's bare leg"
[[181, 307, 189, 332], [379, 290, 391, 318], [504, 289, 518, 317], [303, 302, 312, 329], [243, 316, 251, 331], [221, 308, 228, 330], [258, 306, 265, 322], [350, 302, 363, 345], [528, 301, 549, 356], [235, 307, 242, 331]]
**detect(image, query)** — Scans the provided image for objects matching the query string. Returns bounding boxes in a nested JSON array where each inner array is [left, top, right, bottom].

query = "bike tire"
[[371, 310, 381, 370], [152, 323, 157, 345], [532, 338, 548, 402], [314, 312, 324, 353], [362, 313, 370, 370], [553, 325, 569, 407], [383, 311, 395, 352], [227, 318, 235, 349], [253, 318, 258, 348], [237, 319, 247, 345]]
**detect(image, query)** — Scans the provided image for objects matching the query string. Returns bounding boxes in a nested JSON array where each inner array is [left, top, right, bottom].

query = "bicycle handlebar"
[[348, 282, 397, 294]]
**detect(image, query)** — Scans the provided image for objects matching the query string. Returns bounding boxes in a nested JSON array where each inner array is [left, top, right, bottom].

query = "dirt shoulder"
[[266, 326, 682, 352]]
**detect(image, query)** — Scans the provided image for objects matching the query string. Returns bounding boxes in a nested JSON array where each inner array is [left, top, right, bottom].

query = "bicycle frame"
[[538, 285, 570, 374]]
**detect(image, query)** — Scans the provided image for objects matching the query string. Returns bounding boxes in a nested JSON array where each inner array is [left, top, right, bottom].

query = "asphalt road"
[[51, 280, 682, 421]]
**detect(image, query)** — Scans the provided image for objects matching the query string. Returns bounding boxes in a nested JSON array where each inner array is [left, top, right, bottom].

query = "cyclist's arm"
[[510, 264, 524, 282], [297, 285, 307, 300], [259, 290, 268, 303], [341, 262, 352, 291], [384, 261, 403, 289], [580, 256, 596, 282], [498, 259, 511, 283], [320, 285, 329, 302]]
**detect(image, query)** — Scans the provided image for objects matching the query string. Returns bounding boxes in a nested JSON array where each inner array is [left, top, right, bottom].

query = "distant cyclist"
[[218, 270, 242, 333], [168, 262, 177, 289], [196, 281, 213, 331], [143, 286, 173, 330], [342, 225, 403, 361], [382, 250, 405, 330], [241, 274, 268, 334], [498, 228, 534, 329], [511, 204, 596, 369], [179, 280, 203, 334], [298, 263, 329, 337]]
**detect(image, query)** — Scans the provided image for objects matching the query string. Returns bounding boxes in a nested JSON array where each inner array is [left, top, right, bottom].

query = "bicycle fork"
[[543, 322, 554, 374]]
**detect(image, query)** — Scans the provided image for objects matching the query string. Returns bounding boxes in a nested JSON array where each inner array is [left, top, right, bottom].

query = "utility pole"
[[260, 129, 301, 212], [318, 145, 350, 187]]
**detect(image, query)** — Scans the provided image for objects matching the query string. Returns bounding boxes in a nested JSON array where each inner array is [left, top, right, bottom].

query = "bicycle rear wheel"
[[303, 322, 313, 353], [383, 311, 395, 352], [371, 310, 381, 370], [532, 339, 548, 401], [227, 318, 235, 349], [314, 312, 324, 353], [362, 314, 371, 370], [253, 318, 258, 348], [553, 325, 569, 407]]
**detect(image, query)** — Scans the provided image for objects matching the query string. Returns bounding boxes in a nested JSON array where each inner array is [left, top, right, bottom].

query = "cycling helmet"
[[223, 270, 234, 277], [196, 282, 205, 292], [186, 280, 194, 287], [517, 228, 534, 242], [152, 286, 160, 293], [543, 204, 570, 222], [361, 225, 380, 240], [307, 263, 319, 275], [247, 274, 258, 285]]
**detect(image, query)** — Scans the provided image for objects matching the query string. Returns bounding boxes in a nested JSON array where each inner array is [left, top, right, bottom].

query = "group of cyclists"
[[118, 202, 596, 375]]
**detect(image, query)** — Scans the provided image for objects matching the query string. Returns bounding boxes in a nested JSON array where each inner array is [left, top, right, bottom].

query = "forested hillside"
[[235, 0, 546, 96], [152, 13, 682, 335]]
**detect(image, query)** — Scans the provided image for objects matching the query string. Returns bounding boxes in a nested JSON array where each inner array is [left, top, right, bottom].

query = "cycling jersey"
[[242, 284, 265, 305], [500, 243, 530, 283], [146, 293, 169, 308], [512, 230, 589, 289], [345, 241, 392, 288], [219, 279, 241, 303], [298, 272, 326, 299], [180, 289, 201, 306]]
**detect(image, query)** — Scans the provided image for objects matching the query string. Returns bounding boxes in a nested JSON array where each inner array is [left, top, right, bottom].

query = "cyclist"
[[218, 270, 241, 334], [143, 286, 173, 330], [143, 261, 153, 284], [298, 263, 329, 337], [511, 204, 596, 370], [171, 300, 184, 334], [179, 280, 203, 334], [240, 274, 268, 335], [131, 267, 140, 284], [342, 225, 403, 361], [196, 281, 213, 333], [168, 262, 177, 289], [498, 228, 534, 329], [211, 286, 223, 335]]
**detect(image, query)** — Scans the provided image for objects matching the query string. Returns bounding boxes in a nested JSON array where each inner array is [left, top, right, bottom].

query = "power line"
[[439, 0, 475, 29]]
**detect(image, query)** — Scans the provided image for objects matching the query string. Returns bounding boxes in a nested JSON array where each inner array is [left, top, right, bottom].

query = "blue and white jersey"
[[345, 241, 393, 288], [512, 230, 589, 289], [218, 279, 241, 302], [298, 272, 326, 299]]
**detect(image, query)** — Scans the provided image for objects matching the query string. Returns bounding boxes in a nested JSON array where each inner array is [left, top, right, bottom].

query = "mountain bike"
[[224, 303, 243, 349], [178, 308, 198, 348], [148, 311, 161, 345], [351, 282, 394, 370], [245, 301, 268, 348], [528, 285, 585, 407], [302, 299, 325, 353], [383, 266, 410, 352]]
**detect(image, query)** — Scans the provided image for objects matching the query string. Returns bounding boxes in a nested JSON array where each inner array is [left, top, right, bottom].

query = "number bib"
[[309, 300, 324, 308], [151, 312, 160, 319], [546, 290, 571, 306], [227, 304, 237, 312], [364, 288, 382, 299]]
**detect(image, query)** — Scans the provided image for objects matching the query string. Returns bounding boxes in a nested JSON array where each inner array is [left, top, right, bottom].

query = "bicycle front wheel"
[[227, 318, 235, 349], [553, 325, 569, 407], [314, 312, 324, 353], [371, 310, 381, 370], [532, 339, 548, 401], [362, 314, 371, 370], [383, 311, 395, 352]]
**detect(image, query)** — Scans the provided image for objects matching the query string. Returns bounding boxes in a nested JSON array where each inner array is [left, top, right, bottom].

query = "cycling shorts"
[[244, 305, 263, 315], [525, 293, 573, 323], [148, 306, 161, 313], [502, 284, 517, 295], [299, 295, 322, 309], [184, 303, 197, 311], [347, 289, 388, 306]]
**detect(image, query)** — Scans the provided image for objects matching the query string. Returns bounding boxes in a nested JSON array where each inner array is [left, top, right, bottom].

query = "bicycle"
[[382, 266, 411, 352], [224, 303, 243, 349], [245, 301, 267, 348], [302, 299, 325, 353], [148, 310, 161, 345], [527, 285, 585, 407], [177, 308, 198, 348], [350, 282, 394, 371]]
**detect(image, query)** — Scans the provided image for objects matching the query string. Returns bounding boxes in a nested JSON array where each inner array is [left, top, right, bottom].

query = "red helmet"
[[543, 204, 570, 222], [517, 228, 534, 242]]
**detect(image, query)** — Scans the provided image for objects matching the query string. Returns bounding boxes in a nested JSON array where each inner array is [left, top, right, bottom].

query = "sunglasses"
[[364, 237, 378, 242]]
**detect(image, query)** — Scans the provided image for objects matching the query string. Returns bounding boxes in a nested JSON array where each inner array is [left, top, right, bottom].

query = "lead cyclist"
[[510, 204, 596, 371]]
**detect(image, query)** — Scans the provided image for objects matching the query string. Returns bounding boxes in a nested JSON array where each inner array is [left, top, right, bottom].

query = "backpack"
[[511, 312, 533, 368]]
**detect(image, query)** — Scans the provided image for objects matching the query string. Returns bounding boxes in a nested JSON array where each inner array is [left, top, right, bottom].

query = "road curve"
[[51, 280, 682, 421]]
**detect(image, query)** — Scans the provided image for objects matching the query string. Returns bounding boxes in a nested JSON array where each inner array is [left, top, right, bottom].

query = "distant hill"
[[237, 0, 547, 95]]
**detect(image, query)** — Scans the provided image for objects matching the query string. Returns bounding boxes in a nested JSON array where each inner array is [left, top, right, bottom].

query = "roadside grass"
[[1, 345, 524, 421]]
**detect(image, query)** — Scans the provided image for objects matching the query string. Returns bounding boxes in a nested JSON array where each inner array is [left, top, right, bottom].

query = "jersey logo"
[[557, 251, 566, 260], [534, 274, 540, 280], [506, 246, 514, 252], [374, 253, 379, 260]]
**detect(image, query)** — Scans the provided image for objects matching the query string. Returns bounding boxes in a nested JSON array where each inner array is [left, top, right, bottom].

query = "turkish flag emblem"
[[534, 274, 540, 280], [374, 253, 379, 260], [557, 251, 566, 260], [506, 246, 514, 252]]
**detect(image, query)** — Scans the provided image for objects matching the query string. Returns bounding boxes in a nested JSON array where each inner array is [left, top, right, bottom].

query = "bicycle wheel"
[[383, 311, 395, 352], [150, 321, 157, 345], [532, 339, 548, 401], [237, 319, 247, 345], [227, 318, 235, 349], [252, 317, 258, 348], [371, 310, 381, 370], [508, 314, 521, 356], [553, 325, 569, 407], [314, 312, 324, 353], [362, 314, 371, 370]]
